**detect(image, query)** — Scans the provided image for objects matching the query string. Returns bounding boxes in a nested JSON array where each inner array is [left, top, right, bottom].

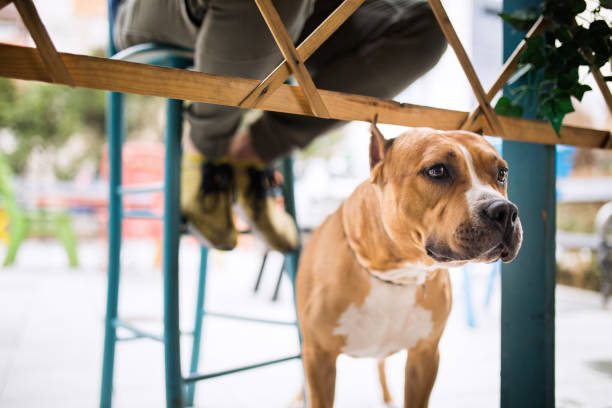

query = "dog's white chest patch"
[[333, 277, 432, 359]]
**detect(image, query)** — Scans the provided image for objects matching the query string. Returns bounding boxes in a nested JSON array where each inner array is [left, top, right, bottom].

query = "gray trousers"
[[114, 0, 446, 163]]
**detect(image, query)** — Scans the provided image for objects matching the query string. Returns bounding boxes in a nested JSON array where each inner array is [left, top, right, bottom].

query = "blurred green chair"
[[0, 208, 8, 244], [0, 154, 78, 267]]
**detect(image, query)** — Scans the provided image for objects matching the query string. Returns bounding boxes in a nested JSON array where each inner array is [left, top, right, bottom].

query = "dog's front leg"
[[403, 343, 440, 408], [302, 342, 338, 408]]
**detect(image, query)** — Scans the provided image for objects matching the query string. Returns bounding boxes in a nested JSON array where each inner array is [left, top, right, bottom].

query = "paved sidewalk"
[[0, 240, 611, 407]]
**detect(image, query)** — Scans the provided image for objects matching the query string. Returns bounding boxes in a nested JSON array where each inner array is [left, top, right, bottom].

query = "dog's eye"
[[497, 167, 508, 183], [427, 164, 448, 179]]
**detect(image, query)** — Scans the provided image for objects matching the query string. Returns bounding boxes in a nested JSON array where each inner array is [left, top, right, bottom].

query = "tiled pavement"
[[1, 239, 611, 407]]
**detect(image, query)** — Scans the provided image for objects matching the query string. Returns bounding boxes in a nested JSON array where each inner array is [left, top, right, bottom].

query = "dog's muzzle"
[[426, 199, 523, 264], [480, 199, 522, 262]]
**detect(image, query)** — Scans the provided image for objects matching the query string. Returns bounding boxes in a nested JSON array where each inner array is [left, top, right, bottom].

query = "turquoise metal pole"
[[100, 5, 122, 405], [186, 247, 208, 406], [501, 1, 556, 406], [162, 96, 184, 408], [100, 90, 124, 408], [184, 354, 302, 382]]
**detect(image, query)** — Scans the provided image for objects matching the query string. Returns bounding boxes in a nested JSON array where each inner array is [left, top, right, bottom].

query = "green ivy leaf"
[[554, 26, 573, 43], [569, 83, 591, 101], [499, 1, 606, 133], [544, 0, 587, 25], [589, 20, 612, 38], [495, 96, 511, 113], [495, 96, 524, 118], [520, 36, 547, 68], [539, 100, 563, 134], [555, 93, 575, 116], [544, 52, 567, 78], [498, 7, 539, 32], [539, 93, 575, 134], [572, 26, 590, 44], [557, 68, 579, 90], [585, 21, 612, 67], [593, 53, 610, 68], [509, 104, 524, 118]]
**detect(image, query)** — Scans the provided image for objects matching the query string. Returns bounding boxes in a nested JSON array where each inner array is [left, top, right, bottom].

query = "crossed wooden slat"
[[8, 0, 73, 86], [428, 0, 507, 137], [250, 0, 610, 136], [1, 0, 610, 145], [253, 0, 331, 117], [240, 0, 365, 110], [1, 0, 12, 11], [460, 16, 547, 131]]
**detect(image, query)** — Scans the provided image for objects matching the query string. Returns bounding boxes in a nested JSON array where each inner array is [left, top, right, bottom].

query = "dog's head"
[[369, 125, 522, 266]]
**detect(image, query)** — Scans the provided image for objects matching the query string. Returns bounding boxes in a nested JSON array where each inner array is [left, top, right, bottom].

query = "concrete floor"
[[0, 239, 611, 408]]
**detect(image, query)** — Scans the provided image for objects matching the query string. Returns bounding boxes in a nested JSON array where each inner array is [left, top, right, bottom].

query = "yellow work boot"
[[234, 163, 299, 253], [181, 152, 237, 250]]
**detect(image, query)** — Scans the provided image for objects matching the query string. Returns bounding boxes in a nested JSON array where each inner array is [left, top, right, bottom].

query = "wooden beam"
[[239, 0, 365, 109], [428, 0, 506, 137], [0, 0, 12, 11], [473, 113, 610, 148], [13, 0, 73, 86], [462, 16, 547, 130], [254, 0, 329, 118], [592, 67, 612, 115], [0, 43, 465, 128], [0, 43, 609, 149], [603, 134, 612, 149]]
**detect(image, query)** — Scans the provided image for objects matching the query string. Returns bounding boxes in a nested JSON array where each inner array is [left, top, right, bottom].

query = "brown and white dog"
[[296, 125, 523, 408]]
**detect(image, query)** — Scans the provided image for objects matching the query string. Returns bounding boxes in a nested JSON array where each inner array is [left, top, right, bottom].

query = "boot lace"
[[246, 166, 280, 214], [198, 162, 235, 212]]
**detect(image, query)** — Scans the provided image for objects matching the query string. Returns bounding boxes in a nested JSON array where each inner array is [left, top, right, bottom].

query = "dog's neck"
[[341, 181, 430, 277]]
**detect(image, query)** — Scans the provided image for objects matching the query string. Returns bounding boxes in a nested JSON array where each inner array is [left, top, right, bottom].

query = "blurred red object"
[[99, 142, 164, 256]]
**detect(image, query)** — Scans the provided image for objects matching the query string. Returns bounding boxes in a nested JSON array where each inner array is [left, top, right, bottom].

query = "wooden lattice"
[[1, 0, 610, 149]]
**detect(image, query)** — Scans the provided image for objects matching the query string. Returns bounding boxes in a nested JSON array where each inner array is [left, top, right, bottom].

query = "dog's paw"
[[288, 388, 305, 408], [288, 399, 305, 408]]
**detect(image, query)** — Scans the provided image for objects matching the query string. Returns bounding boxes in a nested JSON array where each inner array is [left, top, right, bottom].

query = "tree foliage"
[[0, 78, 105, 177]]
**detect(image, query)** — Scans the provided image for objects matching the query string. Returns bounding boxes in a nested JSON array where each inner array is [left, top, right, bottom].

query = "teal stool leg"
[[163, 98, 184, 408], [100, 91, 125, 408], [484, 260, 501, 307], [186, 247, 208, 406], [462, 265, 476, 328]]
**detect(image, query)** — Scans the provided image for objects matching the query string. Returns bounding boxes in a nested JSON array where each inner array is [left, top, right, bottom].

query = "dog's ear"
[[370, 115, 392, 171]]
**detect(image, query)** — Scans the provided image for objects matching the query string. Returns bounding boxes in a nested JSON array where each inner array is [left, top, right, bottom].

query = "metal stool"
[[100, 3, 301, 407]]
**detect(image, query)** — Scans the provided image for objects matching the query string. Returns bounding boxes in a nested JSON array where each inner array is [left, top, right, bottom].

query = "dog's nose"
[[483, 200, 518, 230]]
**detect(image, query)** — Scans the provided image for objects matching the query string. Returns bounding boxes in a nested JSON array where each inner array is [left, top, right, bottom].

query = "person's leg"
[[186, 0, 315, 159], [113, 0, 197, 51], [114, 0, 311, 252], [247, 0, 447, 163], [183, 0, 312, 252]]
